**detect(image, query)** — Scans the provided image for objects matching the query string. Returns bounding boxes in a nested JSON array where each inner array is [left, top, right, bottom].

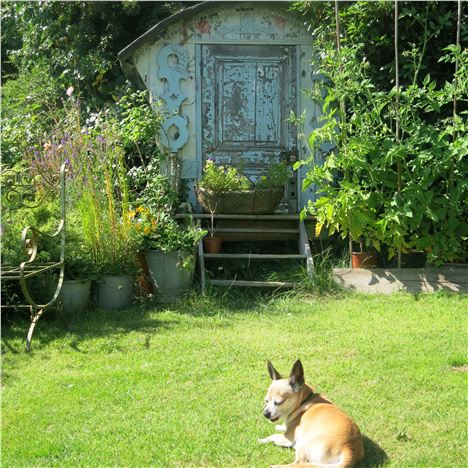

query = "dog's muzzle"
[[263, 410, 279, 422]]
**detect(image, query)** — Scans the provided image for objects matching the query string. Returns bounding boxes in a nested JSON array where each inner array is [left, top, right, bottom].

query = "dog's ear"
[[288, 359, 304, 392], [267, 360, 282, 380]]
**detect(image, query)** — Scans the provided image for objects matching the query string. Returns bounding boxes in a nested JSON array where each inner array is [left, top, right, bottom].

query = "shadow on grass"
[[1, 287, 269, 354], [357, 435, 388, 467], [1, 285, 339, 354], [1, 305, 180, 355]]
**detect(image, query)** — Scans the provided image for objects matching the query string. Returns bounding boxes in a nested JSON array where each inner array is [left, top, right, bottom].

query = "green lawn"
[[2, 291, 467, 467]]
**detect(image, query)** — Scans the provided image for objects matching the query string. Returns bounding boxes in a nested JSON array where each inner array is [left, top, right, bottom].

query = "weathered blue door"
[[201, 44, 297, 211]]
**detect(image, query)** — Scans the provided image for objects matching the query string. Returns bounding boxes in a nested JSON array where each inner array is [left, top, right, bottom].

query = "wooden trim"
[[198, 239, 206, 295], [208, 279, 296, 288], [299, 221, 314, 278], [213, 228, 299, 234], [204, 253, 306, 259], [176, 213, 315, 220]]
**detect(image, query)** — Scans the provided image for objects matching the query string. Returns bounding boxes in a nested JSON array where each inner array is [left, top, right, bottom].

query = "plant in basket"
[[256, 162, 290, 189], [198, 160, 251, 192], [196, 161, 288, 214]]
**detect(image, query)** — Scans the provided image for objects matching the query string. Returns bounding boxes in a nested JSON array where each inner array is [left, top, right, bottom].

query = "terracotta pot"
[[203, 236, 222, 254], [136, 251, 154, 296], [352, 251, 379, 269]]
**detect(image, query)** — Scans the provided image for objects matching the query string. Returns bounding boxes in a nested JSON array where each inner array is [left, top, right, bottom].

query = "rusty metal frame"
[[1, 162, 67, 351]]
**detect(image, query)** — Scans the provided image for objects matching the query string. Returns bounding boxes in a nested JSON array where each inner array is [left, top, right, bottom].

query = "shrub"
[[1, 65, 62, 166], [129, 211, 205, 254]]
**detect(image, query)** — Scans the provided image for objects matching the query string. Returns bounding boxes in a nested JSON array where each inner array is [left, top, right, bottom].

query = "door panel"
[[221, 63, 256, 143], [201, 44, 297, 211]]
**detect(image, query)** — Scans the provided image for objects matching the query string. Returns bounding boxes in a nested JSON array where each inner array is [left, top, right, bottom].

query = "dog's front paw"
[[275, 424, 286, 432], [257, 437, 271, 444]]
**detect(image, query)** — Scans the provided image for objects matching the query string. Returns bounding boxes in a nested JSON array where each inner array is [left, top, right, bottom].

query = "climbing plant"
[[295, 1, 467, 264]]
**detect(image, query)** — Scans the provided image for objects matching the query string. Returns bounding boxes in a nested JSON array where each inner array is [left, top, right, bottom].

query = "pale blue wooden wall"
[[127, 2, 322, 213]]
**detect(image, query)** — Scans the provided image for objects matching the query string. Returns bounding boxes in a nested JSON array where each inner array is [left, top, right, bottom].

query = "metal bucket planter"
[[145, 250, 195, 303], [61, 279, 91, 317], [97, 275, 134, 310]]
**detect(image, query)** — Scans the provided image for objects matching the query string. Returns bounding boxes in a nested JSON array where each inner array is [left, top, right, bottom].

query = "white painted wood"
[[125, 2, 318, 213], [204, 254, 307, 259], [198, 239, 206, 295], [213, 228, 299, 234], [208, 279, 296, 288], [176, 214, 315, 220], [299, 221, 314, 278]]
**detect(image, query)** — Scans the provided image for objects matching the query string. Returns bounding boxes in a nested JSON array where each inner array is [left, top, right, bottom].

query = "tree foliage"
[[293, 1, 467, 263], [1, 1, 191, 105], [292, 1, 466, 91]]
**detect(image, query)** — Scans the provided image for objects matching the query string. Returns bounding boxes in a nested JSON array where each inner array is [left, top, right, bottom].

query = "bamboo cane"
[[451, 0, 462, 186], [395, 0, 402, 268], [334, 0, 353, 267]]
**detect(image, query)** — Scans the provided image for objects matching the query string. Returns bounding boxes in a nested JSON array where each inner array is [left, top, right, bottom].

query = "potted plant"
[[131, 210, 206, 302], [89, 191, 136, 311], [128, 166, 180, 297], [202, 208, 222, 254], [195, 160, 288, 214], [61, 236, 96, 318], [73, 120, 137, 310], [351, 239, 379, 269]]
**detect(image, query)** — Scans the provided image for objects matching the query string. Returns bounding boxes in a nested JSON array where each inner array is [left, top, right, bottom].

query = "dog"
[[259, 360, 364, 468]]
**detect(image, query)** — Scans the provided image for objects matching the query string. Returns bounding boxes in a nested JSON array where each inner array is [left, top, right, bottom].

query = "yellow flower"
[[136, 206, 143, 213], [135, 224, 142, 231], [128, 210, 136, 219], [143, 226, 150, 235]]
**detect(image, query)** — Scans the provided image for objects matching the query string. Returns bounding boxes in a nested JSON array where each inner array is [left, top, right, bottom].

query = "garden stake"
[[451, 0, 462, 187], [394, 0, 402, 269], [334, 0, 353, 268]]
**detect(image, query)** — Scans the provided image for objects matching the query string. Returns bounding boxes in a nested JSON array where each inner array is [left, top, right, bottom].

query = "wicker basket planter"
[[195, 186, 284, 214]]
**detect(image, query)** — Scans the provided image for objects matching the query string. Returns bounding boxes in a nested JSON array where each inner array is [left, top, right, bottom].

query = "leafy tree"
[[294, 1, 467, 263], [1, 1, 192, 106], [292, 1, 465, 92], [1, 1, 196, 166]]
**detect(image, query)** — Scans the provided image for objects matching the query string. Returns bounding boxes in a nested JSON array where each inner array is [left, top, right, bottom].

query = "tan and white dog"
[[259, 360, 364, 468]]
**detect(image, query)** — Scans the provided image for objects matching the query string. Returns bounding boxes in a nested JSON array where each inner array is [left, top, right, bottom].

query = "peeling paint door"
[[201, 44, 297, 212]]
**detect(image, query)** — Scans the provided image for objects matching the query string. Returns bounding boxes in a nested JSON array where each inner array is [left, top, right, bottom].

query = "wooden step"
[[204, 253, 307, 259], [208, 279, 296, 288], [176, 213, 316, 220], [213, 228, 299, 234]]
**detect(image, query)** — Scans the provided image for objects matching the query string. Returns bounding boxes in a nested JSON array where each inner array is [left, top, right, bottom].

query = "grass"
[[1, 291, 467, 467]]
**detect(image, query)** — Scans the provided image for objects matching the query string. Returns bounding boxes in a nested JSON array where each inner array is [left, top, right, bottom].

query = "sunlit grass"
[[2, 291, 467, 467]]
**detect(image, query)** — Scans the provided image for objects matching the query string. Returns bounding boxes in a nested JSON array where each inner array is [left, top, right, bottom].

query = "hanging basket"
[[195, 186, 284, 214]]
